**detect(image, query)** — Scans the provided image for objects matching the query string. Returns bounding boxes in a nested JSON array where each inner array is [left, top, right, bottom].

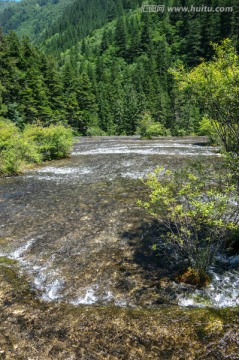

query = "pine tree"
[[185, 17, 202, 66], [100, 29, 110, 54], [77, 72, 98, 131], [115, 16, 128, 58], [139, 13, 152, 54]]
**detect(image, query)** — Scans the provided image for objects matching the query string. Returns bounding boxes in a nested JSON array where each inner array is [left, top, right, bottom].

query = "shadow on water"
[[121, 220, 172, 275], [120, 217, 239, 308], [118, 219, 194, 307]]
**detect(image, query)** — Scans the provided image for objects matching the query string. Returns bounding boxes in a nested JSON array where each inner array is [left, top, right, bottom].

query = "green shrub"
[[198, 116, 219, 144], [86, 126, 107, 137], [137, 113, 170, 139], [0, 117, 19, 150], [138, 165, 239, 278], [0, 119, 42, 175], [0, 120, 73, 175], [23, 124, 73, 161], [0, 146, 24, 175], [146, 123, 171, 138]]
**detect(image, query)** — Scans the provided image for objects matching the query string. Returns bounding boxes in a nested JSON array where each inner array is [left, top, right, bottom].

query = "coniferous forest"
[[0, 0, 239, 137]]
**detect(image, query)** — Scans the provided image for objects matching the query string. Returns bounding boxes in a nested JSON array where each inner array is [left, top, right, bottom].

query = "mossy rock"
[[176, 267, 211, 287]]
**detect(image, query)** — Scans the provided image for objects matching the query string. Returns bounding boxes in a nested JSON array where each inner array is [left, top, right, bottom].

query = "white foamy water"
[[121, 170, 152, 179], [70, 286, 114, 306], [24, 166, 93, 182], [32, 263, 65, 301], [41, 278, 65, 301], [0, 238, 65, 301], [0, 238, 35, 261], [9, 238, 35, 260], [70, 287, 98, 305], [37, 166, 92, 175], [2, 238, 239, 308], [178, 259, 239, 308], [72, 144, 220, 157]]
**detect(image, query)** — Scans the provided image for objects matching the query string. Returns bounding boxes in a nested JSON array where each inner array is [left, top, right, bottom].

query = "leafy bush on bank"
[[86, 126, 107, 137], [0, 118, 73, 175], [137, 113, 170, 139], [198, 116, 219, 145], [23, 124, 73, 161]]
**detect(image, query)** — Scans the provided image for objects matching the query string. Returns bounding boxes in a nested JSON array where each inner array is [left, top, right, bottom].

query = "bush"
[[138, 165, 239, 278], [137, 113, 170, 139], [0, 117, 19, 150], [198, 116, 219, 144], [23, 124, 73, 161], [0, 145, 24, 175], [0, 119, 42, 175], [146, 123, 171, 138], [86, 126, 107, 137], [0, 119, 73, 175], [173, 40, 239, 170]]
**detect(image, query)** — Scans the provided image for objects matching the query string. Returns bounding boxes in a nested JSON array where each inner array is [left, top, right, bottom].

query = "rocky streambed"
[[0, 136, 238, 359]]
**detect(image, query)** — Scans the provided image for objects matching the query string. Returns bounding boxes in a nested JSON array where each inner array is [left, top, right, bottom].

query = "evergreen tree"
[[100, 29, 110, 54], [115, 16, 128, 58]]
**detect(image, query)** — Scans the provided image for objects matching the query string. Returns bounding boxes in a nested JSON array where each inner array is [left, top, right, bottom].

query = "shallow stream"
[[0, 136, 238, 308]]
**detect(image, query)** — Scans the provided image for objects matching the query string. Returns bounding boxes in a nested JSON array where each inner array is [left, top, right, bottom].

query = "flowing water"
[[0, 136, 238, 309]]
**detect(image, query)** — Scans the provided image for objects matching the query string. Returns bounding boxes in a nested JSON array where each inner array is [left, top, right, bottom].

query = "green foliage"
[[23, 124, 73, 161], [0, 118, 42, 175], [0, 31, 66, 126], [198, 116, 219, 144], [0, 118, 73, 175], [1, 1, 239, 138], [173, 40, 239, 160], [0, 0, 75, 42], [0, 116, 19, 149], [137, 113, 170, 139], [86, 126, 107, 137], [145, 123, 171, 138], [139, 165, 239, 274]]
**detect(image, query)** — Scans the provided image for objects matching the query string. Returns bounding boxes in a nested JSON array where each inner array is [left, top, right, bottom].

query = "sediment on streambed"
[[0, 263, 238, 360]]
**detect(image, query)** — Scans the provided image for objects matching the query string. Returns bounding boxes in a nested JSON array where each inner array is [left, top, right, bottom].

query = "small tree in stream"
[[138, 165, 239, 281]]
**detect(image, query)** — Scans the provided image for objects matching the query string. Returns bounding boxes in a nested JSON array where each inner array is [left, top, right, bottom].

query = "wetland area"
[[0, 136, 238, 359]]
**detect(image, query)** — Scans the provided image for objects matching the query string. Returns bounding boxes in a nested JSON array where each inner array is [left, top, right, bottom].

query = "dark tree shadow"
[[120, 219, 186, 281]]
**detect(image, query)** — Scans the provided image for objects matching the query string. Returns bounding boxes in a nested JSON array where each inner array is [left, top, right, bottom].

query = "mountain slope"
[[0, 0, 143, 51], [53, 0, 239, 135], [0, 0, 17, 15], [0, 0, 75, 40], [1, 0, 238, 137]]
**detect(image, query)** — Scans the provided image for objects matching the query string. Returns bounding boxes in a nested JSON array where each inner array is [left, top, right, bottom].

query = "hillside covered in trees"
[[0, 0, 239, 136], [0, 0, 75, 39]]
